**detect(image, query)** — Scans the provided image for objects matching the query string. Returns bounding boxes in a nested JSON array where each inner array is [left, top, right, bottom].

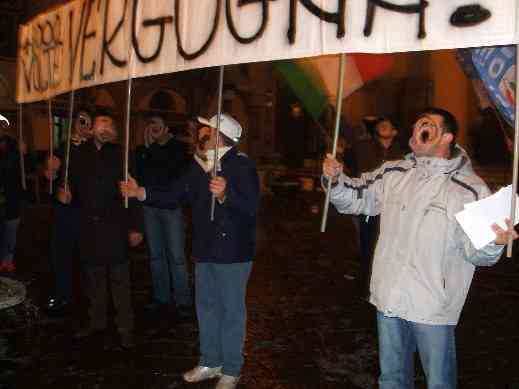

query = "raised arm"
[[322, 153, 387, 216]]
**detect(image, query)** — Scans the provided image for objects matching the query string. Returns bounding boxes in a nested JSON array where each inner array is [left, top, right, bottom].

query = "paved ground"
[[1, 190, 519, 389]]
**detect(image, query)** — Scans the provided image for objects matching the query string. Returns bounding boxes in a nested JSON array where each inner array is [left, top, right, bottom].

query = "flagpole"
[[506, 45, 519, 257], [211, 65, 225, 222], [320, 53, 346, 233], [63, 90, 75, 191], [48, 99, 54, 195], [124, 77, 132, 209], [18, 104, 26, 190]]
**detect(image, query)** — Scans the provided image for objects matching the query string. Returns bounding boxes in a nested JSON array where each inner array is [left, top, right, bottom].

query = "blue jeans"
[[377, 311, 457, 389], [143, 206, 192, 307], [0, 218, 20, 263], [195, 261, 253, 377]]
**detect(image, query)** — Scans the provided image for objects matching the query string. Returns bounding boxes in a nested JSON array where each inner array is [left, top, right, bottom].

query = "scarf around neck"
[[194, 146, 231, 173]]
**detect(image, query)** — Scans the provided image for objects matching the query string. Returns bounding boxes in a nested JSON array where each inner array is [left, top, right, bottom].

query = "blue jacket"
[[144, 147, 259, 263]]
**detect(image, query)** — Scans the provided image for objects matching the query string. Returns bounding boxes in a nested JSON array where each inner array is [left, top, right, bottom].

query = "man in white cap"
[[121, 113, 259, 389]]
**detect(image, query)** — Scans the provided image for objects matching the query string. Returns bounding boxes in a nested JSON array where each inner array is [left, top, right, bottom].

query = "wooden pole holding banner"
[[506, 45, 519, 257], [320, 53, 346, 233], [48, 99, 54, 195], [63, 90, 75, 191], [124, 78, 132, 209], [210, 65, 225, 222], [18, 104, 26, 190]]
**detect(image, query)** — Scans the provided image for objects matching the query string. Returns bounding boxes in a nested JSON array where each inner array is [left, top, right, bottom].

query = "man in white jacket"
[[323, 107, 518, 389]]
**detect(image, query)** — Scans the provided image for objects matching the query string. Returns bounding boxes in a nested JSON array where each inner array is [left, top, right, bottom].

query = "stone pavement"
[[1, 191, 519, 389]]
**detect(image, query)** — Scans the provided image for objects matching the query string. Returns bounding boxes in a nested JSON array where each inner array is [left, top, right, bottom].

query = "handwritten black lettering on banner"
[[175, 0, 221, 60], [226, 0, 270, 44], [364, 0, 429, 39], [132, 0, 173, 63], [288, 0, 346, 44], [21, 13, 64, 92], [80, 0, 97, 81], [17, 0, 504, 103], [101, 0, 128, 74]]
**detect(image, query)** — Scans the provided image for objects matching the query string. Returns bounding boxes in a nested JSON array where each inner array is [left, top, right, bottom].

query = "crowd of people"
[[1, 104, 517, 389]]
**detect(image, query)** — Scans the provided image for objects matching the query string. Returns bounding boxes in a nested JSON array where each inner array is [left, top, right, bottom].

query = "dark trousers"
[[50, 204, 80, 303], [85, 262, 134, 334], [357, 215, 380, 297]]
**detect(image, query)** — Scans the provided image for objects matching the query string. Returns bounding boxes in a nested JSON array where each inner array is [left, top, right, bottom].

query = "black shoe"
[[46, 298, 71, 317]]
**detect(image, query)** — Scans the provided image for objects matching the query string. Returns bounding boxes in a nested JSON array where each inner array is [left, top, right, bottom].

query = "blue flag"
[[471, 46, 516, 127]]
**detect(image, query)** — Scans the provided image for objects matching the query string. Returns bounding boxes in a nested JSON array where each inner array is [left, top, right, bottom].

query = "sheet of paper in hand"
[[455, 185, 519, 250]]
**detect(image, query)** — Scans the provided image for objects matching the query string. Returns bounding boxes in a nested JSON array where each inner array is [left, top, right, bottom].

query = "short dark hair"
[[421, 107, 458, 153], [93, 106, 116, 121], [375, 115, 396, 127]]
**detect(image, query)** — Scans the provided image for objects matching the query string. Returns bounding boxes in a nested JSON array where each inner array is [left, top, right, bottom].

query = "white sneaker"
[[215, 375, 240, 389], [183, 365, 222, 382]]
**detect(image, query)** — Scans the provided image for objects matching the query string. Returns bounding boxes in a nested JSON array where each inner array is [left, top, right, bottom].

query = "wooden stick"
[[124, 78, 133, 209], [63, 90, 75, 191], [320, 53, 346, 233], [48, 99, 54, 195], [506, 45, 519, 257], [18, 104, 26, 190], [210, 65, 225, 221]]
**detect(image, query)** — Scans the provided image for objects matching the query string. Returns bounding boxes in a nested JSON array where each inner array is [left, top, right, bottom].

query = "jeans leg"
[[215, 262, 253, 377], [0, 218, 20, 263], [412, 322, 457, 389], [50, 205, 77, 302], [195, 262, 222, 368], [110, 262, 134, 334], [143, 206, 170, 304], [85, 264, 108, 330], [377, 312, 416, 389], [162, 208, 192, 308]]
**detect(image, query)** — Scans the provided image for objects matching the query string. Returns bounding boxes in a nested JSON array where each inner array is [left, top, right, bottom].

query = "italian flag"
[[275, 53, 394, 121]]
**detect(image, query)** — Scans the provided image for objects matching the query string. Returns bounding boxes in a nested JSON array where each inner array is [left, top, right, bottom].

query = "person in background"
[[44, 108, 93, 315], [58, 108, 143, 349], [135, 113, 193, 319], [323, 107, 518, 388], [349, 116, 405, 299], [0, 125, 23, 274], [121, 113, 259, 389]]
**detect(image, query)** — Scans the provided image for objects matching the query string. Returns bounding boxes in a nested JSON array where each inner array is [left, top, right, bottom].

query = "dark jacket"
[[52, 137, 89, 209], [0, 135, 23, 221], [135, 137, 190, 187], [69, 140, 142, 264], [349, 136, 405, 177], [144, 147, 259, 263]]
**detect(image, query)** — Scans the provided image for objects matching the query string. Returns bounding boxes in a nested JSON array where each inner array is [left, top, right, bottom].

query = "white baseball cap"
[[197, 113, 242, 142]]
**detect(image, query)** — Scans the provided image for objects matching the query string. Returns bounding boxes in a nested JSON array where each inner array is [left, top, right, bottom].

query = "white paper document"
[[455, 185, 519, 250]]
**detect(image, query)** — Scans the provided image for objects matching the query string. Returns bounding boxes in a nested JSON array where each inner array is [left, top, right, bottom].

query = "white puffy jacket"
[[329, 147, 503, 325]]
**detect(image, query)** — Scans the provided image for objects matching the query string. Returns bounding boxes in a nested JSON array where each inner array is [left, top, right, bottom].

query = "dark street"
[[1, 191, 519, 389]]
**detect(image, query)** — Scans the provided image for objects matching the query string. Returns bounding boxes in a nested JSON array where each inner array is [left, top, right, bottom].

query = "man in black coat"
[[135, 113, 192, 317], [58, 109, 142, 348], [44, 108, 93, 314]]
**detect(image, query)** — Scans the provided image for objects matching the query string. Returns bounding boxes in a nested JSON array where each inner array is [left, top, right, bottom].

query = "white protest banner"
[[17, 0, 519, 103]]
